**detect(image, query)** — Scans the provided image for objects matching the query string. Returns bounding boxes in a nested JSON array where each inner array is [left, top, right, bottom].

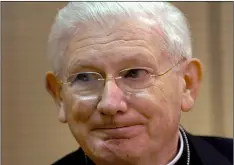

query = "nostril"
[[100, 111, 106, 116], [97, 83, 127, 115]]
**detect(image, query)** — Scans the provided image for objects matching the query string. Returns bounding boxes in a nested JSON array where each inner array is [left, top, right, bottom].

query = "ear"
[[181, 58, 203, 112], [45, 72, 67, 123]]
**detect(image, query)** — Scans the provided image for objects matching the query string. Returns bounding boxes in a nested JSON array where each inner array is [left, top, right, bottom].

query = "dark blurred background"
[[2, 2, 233, 165]]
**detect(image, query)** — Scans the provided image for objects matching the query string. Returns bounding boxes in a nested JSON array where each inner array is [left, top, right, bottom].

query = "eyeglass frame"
[[58, 56, 186, 95]]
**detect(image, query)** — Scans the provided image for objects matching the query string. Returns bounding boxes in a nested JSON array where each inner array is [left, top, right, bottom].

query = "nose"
[[97, 80, 127, 116]]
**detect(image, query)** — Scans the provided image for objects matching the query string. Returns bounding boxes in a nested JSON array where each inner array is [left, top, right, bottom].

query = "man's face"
[[55, 20, 186, 164]]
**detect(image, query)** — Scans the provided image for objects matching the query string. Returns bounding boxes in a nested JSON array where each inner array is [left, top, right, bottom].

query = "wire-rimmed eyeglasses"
[[59, 57, 186, 96]]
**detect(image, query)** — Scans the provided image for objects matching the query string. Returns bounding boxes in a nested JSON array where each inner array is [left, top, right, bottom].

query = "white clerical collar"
[[167, 130, 184, 165]]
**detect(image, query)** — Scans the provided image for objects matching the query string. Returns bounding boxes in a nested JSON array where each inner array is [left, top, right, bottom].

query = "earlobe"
[[181, 90, 194, 112], [45, 72, 67, 123], [57, 102, 67, 123]]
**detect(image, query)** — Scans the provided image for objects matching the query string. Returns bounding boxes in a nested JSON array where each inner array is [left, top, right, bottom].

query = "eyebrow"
[[67, 58, 100, 74], [66, 51, 159, 74]]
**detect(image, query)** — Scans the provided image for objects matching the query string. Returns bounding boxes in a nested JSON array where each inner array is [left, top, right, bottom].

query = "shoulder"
[[200, 136, 233, 148], [188, 133, 233, 164], [51, 148, 85, 165], [199, 136, 233, 161]]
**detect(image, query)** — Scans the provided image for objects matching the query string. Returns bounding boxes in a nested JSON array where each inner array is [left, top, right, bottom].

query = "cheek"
[[63, 91, 99, 123], [128, 80, 181, 134], [129, 90, 164, 119], [63, 93, 100, 144], [158, 75, 183, 107], [130, 82, 178, 118]]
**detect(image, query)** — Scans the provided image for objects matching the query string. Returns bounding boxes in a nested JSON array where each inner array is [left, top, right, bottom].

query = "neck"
[[167, 130, 184, 165]]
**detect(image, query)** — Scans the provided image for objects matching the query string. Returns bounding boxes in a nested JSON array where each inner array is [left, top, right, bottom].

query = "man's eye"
[[124, 69, 148, 79], [75, 73, 90, 82], [66, 71, 103, 85]]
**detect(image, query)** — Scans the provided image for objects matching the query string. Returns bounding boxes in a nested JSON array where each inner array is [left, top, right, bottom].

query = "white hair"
[[47, 2, 192, 77]]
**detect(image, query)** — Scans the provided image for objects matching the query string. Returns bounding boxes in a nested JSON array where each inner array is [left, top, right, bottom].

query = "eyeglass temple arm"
[[157, 56, 187, 76]]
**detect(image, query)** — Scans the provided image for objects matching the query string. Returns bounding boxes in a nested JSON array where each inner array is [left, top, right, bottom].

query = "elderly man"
[[45, 2, 232, 165]]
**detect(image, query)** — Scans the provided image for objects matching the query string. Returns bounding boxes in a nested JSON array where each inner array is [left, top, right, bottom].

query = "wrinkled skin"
[[46, 19, 202, 165]]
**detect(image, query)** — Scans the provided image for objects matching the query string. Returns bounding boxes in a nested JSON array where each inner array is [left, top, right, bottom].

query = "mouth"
[[92, 125, 145, 140]]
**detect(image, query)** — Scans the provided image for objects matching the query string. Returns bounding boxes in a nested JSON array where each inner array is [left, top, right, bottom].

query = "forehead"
[[64, 19, 168, 72]]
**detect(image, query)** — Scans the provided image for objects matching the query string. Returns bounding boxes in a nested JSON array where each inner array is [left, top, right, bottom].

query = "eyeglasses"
[[59, 58, 185, 96]]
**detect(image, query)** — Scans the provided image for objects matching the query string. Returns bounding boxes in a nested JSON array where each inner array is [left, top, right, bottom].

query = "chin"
[[90, 136, 148, 163]]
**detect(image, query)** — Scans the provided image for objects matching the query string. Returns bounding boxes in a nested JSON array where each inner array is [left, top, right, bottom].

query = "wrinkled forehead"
[[66, 17, 167, 57], [62, 18, 175, 75]]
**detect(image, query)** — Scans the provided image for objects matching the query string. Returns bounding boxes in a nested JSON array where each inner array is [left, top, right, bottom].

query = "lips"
[[92, 125, 145, 140]]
